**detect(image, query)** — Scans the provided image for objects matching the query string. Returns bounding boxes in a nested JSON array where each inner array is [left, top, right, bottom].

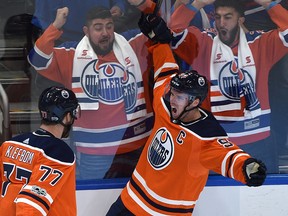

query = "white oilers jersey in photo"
[[170, 4, 288, 145], [27, 25, 154, 155], [120, 44, 251, 215], [0, 129, 76, 216]]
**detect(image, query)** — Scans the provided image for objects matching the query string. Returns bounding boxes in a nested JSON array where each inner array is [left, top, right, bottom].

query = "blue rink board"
[[76, 174, 288, 191]]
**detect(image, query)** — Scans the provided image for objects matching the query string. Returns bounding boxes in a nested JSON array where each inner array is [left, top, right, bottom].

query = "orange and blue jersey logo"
[[79, 59, 137, 110], [215, 59, 260, 111], [148, 127, 174, 170]]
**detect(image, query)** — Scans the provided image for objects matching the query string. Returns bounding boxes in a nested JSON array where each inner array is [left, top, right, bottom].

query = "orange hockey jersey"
[[0, 128, 76, 216], [120, 44, 251, 215]]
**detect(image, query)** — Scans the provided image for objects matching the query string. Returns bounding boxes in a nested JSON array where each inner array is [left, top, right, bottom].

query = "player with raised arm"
[[0, 86, 80, 216], [128, 0, 288, 175], [106, 13, 266, 216]]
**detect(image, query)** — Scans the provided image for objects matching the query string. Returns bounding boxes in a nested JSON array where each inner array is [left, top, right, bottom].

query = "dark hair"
[[214, 0, 245, 17], [85, 6, 112, 26]]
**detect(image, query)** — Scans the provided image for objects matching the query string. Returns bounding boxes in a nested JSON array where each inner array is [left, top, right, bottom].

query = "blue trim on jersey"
[[28, 50, 51, 68], [126, 104, 147, 115], [284, 34, 288, 43], [186, 3, 198, 12], [28, 41, 78, 68], [72, 77, 80, 82], [57, 41, 78, 49], [12, 130, 75, 163], [218, 112, 270, 134], [266, 1, 278, 10], [211, 99, 240, 107], [73, 115, 154, 144], [210, 79, 219, 86], [245, 31, 263, 42]]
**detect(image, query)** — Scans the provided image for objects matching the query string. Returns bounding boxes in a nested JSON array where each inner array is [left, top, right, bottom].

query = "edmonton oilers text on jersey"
[[81, 60, 137, 110], [148, 127, 174, 170], [218, 60, 260, 111]]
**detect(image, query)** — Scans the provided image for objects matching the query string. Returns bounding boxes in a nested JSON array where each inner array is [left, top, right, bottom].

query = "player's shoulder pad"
[[41, 138, 75, 163], [12, 131, 75, 163], [187, 109, 227, 138]]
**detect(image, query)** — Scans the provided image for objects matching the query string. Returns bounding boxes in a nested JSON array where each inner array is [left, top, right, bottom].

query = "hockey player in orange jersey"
[[106, 13, 267, 216], [0, 86, 80, 216]]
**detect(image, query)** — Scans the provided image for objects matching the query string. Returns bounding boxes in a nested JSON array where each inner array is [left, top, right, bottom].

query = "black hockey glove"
[[243, 158, 267, 187], [138, 13, 172, 44]]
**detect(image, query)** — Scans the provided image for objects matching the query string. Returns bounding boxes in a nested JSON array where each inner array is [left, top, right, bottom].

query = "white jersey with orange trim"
[[169, 3, 288, 145], [120, 44, 251, 215], [0, 129, 76, 216], [27, 25, 154, 155]]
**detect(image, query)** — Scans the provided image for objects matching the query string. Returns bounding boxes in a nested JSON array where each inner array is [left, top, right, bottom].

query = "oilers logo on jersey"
[[218, 60, 260, 111], [148, 127, 174, 170], [81, 59, 137, 109]]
